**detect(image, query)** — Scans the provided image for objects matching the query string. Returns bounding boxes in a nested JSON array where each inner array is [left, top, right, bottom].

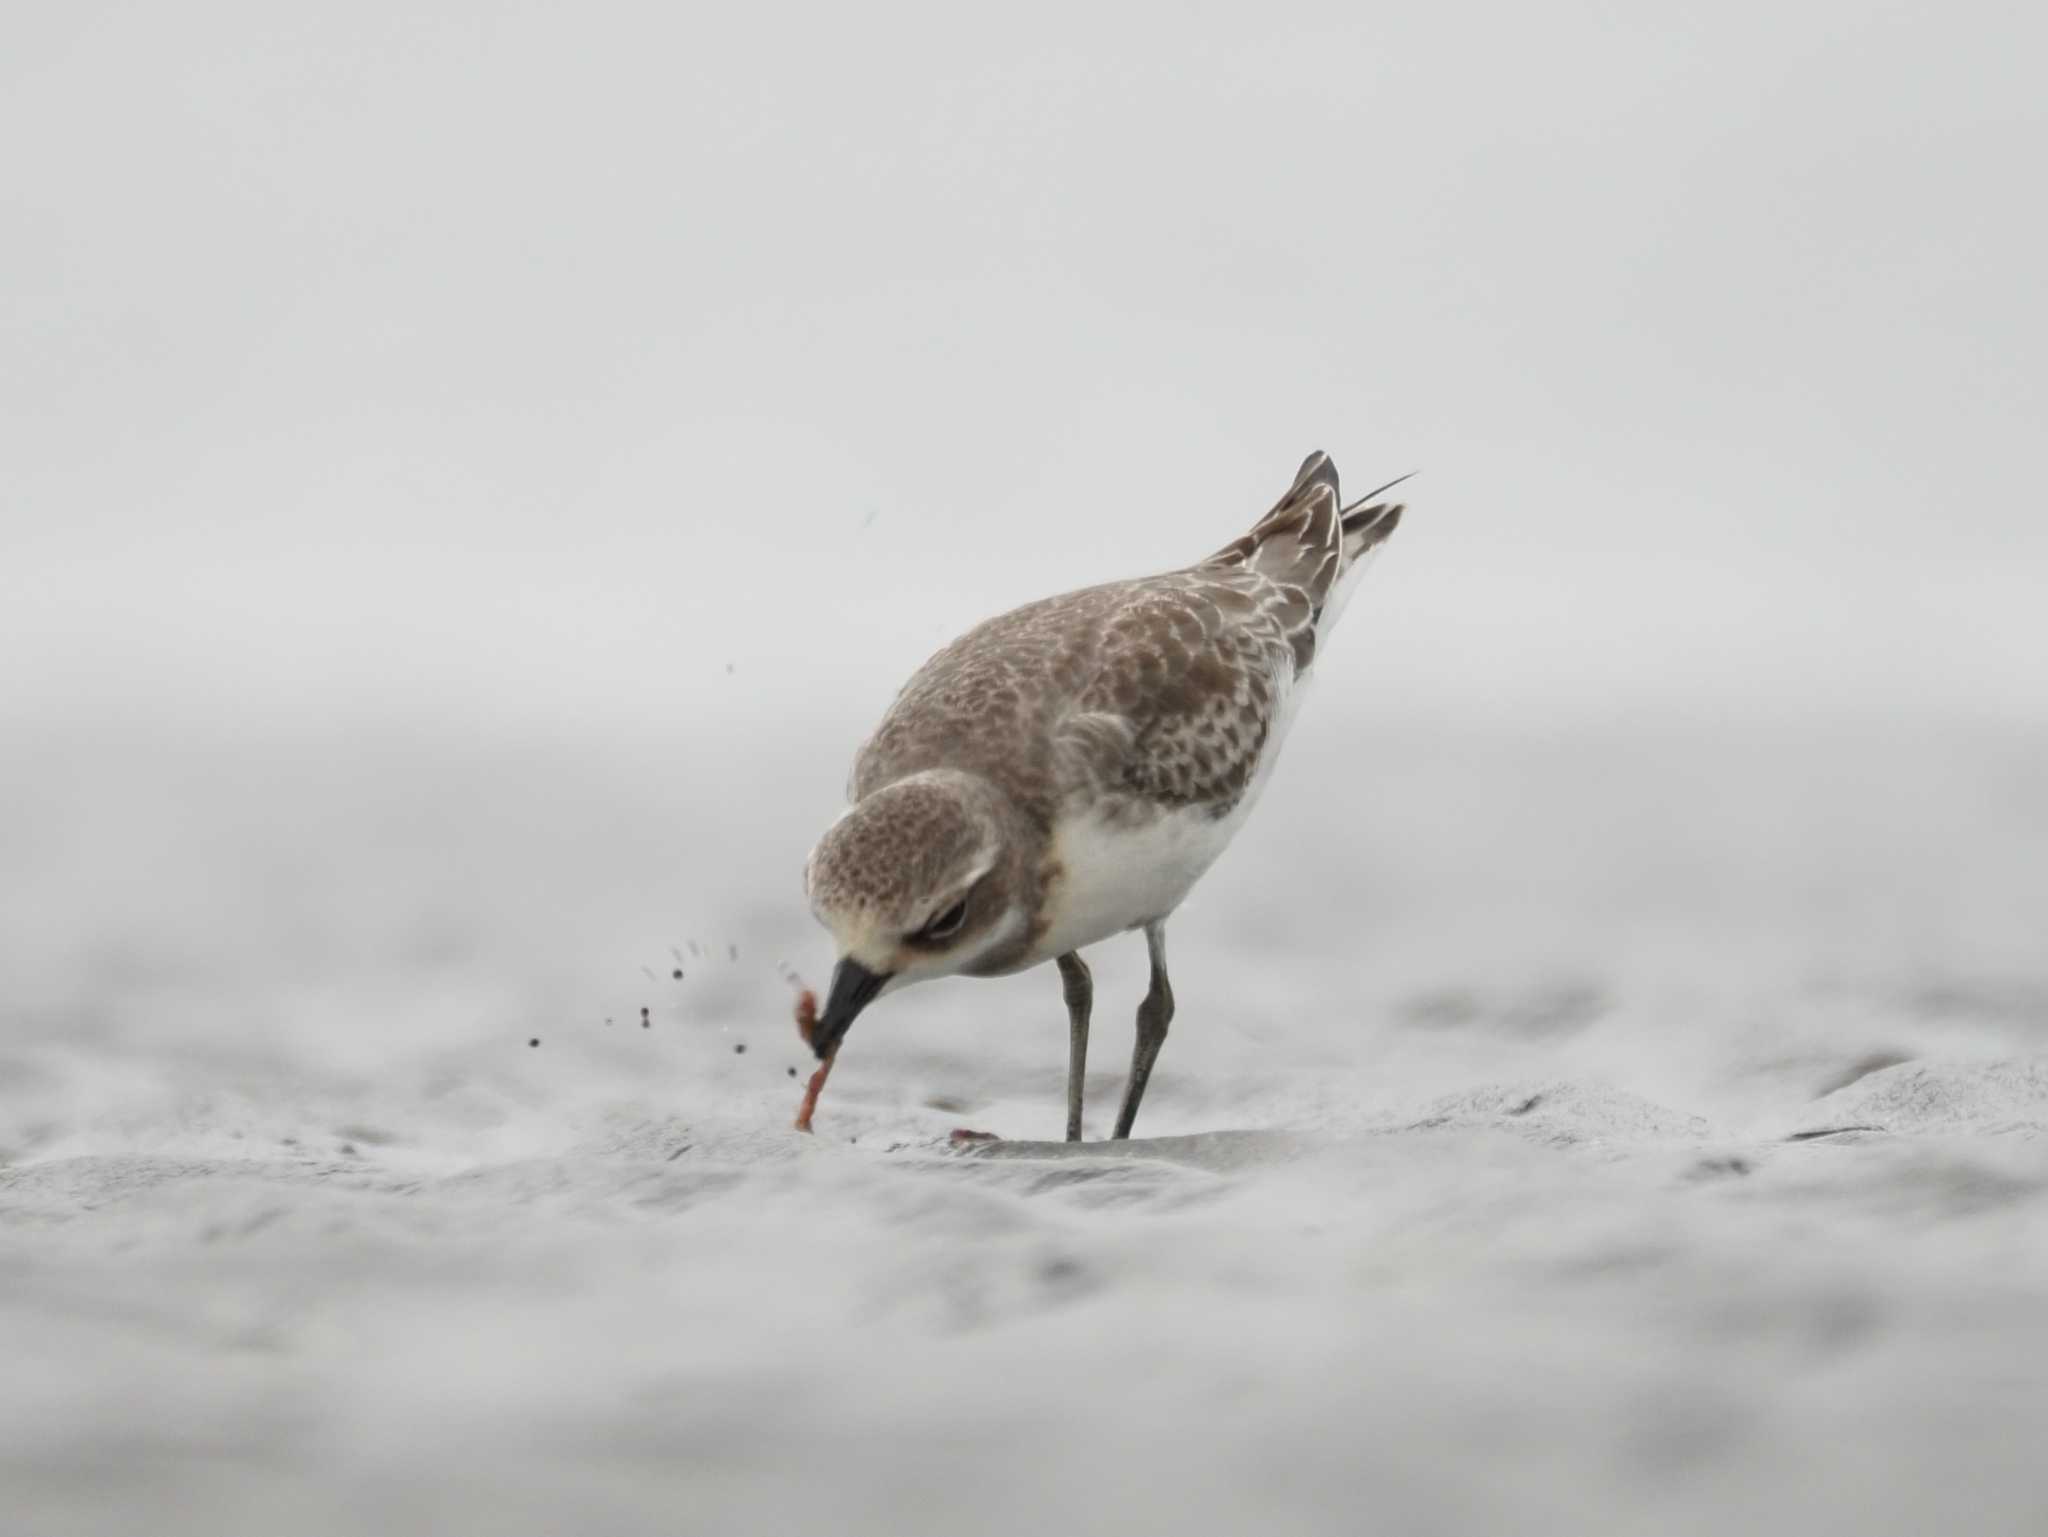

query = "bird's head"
[[802, 770, 1024, 1058]]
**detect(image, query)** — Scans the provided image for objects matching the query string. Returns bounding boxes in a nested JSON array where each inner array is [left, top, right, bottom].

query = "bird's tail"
[[1202, 452, 1409, 617], [1336, 470, 1411, 564]]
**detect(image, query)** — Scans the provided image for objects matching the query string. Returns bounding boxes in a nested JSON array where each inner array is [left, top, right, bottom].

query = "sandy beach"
[[5, 711, 2043, 1536], [9, 9, 2046, 1527]]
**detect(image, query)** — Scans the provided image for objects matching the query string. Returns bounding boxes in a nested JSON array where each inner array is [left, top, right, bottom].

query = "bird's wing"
[[1052, 569, 1303, 818]]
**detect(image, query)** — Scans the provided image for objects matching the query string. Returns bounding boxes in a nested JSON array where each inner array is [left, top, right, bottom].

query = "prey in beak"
[[809, 957, 889, 1059]]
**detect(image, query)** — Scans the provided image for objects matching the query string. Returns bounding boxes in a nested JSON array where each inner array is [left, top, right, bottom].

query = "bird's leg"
[[1056, 952, 1092, 1142], [1112, 922, 1174, 1139]]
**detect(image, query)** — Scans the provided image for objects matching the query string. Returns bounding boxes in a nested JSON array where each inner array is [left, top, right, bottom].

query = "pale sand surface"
[[4, 713, 2045, 1536]]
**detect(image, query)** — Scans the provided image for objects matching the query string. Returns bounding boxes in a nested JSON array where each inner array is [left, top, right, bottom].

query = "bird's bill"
[[812, 957, 889, 1059]]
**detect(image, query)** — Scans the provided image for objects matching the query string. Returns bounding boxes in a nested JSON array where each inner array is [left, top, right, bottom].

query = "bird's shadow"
[[949, 1128, 1322, 1174]]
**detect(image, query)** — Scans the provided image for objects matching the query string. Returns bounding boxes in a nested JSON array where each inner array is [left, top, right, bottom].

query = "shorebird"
[[802, 451, 1407, 1139]]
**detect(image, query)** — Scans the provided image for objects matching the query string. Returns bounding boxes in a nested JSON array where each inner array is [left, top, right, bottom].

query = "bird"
[[801, 451, 1408, 1140]]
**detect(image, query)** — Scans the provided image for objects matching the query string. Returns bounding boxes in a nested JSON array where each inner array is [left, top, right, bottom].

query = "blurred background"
[[4, 5, 2046, 1534], [6, 0, 2044, 1054]]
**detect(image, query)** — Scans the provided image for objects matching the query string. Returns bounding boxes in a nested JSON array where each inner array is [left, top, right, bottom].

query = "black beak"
[[812, 958, 888, 1059]]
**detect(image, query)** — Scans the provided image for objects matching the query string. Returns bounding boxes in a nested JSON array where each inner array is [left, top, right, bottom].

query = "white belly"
[[1033, 804, 1240, 960], [1028, 666, 1312, 963]]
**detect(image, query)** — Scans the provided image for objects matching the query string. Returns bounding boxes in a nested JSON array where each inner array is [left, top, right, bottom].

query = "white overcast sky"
[[5, 2, 2044, 729]]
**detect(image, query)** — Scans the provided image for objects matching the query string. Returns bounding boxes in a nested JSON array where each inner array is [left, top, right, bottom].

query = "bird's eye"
[[912, 898, 969, 945]]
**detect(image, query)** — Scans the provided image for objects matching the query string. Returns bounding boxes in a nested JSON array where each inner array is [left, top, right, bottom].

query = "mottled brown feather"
[[838, 452, 1402, 971]]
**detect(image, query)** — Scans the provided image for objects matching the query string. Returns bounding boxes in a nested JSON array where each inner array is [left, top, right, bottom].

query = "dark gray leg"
[[1112, 922, 1174, 1139], [1056, 952, 1092, 1142]]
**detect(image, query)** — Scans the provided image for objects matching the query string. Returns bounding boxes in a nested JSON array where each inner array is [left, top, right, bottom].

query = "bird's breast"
[[1018, 659, 1310, 965]]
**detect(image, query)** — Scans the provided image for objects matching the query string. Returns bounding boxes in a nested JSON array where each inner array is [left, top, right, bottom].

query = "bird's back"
[[848, 579, 1120, 821], [850, 452, 1406, 838]]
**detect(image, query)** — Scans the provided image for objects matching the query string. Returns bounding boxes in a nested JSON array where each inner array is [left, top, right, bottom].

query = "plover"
[[803, 452, 1407, 1139]]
